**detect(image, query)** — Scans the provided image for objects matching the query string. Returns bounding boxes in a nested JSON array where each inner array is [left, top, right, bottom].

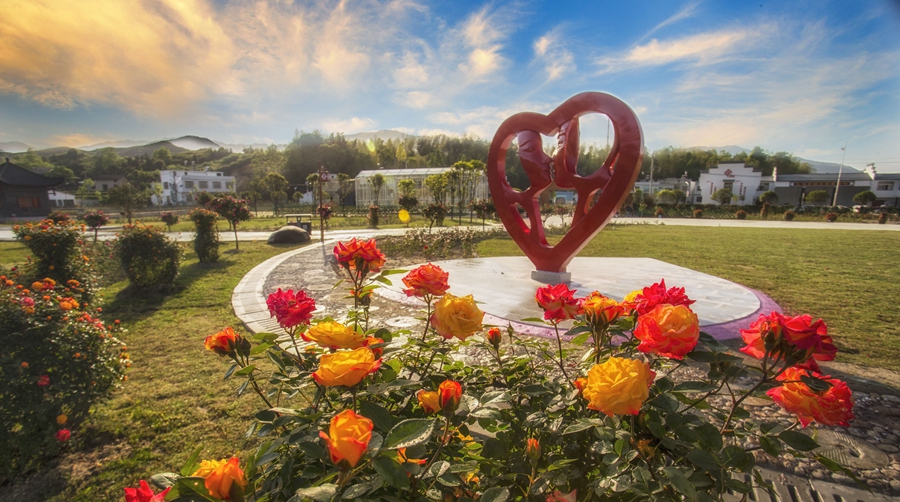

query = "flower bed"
[[137, 238, 858, 501]]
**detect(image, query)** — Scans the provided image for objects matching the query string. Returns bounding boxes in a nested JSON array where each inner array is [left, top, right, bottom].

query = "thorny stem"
[[552, 323, 573, 387], [721, 360, 792, 433], [418, 416, 452, 491], [420, 298, 434, 341]]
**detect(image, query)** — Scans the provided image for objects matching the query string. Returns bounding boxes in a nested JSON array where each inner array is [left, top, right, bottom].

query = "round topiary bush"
[[160, 212, 179, 232], [879, 212, 888, 224], [783, 209, 796, 221], [12, 220, 93, 295], [693, 209, 703, 218], [735, 209, 747, 219], [759, 202, 771, 219], [115, 223, 182, 287], [190, 208, 219, 263], [367, 205, 380, 228], [83, 210, 110, 242], [825, 212, 838, 222], [655, 207, 664, 217], [0, 274, 126, 479]]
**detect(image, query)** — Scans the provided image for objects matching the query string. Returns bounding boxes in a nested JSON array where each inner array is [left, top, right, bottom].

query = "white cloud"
[[637, 1, 700, 42], [322, 117, 377, 134]]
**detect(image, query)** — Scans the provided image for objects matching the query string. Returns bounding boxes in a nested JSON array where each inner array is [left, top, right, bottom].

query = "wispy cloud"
[[322, 117, 377, 134], [532, 29, 575, 82], [637, 1, 701, 42]]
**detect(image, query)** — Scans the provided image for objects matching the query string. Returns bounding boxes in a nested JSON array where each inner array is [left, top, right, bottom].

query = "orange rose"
[[319, 409, 373, 470], [766, 367, 854, 427], [204, 327, 239, 356], [431, 293, 484, 341], [402, 263, 450, 298], [417, 390, 441, 414], [526, 438, 541, 462], [333, 238, 386, 273], [581, 357, 655, 417], [486, 327, 502, 350], [312, 347, 381, 387], [302, 321, 368, 350], [438, 380, 462, 414], [582, 292, 625, 326], [633, 304, 700, 360], [740, 312, 836, 365], [192, 456, 248, 500]]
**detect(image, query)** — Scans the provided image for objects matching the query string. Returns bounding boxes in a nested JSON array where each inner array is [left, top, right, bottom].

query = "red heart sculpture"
[[487, 92, 643, 274]]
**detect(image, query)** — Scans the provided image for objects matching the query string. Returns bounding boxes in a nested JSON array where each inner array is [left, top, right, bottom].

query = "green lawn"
[[477, 225, 900, 371]]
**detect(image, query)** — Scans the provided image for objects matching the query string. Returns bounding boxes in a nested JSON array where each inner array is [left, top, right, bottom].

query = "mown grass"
[[0, 241, 292, 501], [477, 225, 900, 371]]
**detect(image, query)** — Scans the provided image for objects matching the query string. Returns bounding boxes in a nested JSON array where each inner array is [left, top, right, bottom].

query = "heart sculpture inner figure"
[[486, 92, 644, 275]]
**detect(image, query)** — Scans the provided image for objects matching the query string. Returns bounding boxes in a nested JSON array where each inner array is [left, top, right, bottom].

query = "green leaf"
[[778, 430, 819, 451], [384, 419, 436, 449], [252, 332, 279, 342], [180, 447, 203, 477], [223, 363, 238, 380], [695, 424, 723, 451], [520, 317, 545, 323], [372, 275, 392, 286], [759, 436, 782, 456], [663, 467, 697, 501], [721, 445, 753, 471], [520, 384, 550, 396], [373, 455, 409, 489], [686, 449, 720, 472], [673, 381, 717, 393], [649, 393, 680, 414], [470, 408, 503, 420], [234, 365, 256, 376], [480, 487, 510, 502], [250, 342, 273, 355], [359, 400, 394, 433], [800, 374, 834, 392], [380, 268, 407, 276], [569, 332, 591, 346], [726, 478, 752, 493], [698, 332, 730, 353], [563, 418, 604, 435], [150, 472, 180, 490], [294, 484, 337, 501], [342, 480, 381, 499], [173, 477, 213, 500], [428, 460, 451, 478]]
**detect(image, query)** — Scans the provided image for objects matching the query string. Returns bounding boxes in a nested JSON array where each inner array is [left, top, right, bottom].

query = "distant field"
[[477, 225, 900, 372]]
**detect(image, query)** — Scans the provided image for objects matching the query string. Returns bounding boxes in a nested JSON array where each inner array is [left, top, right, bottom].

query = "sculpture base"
[[531, 270, 572, 284]]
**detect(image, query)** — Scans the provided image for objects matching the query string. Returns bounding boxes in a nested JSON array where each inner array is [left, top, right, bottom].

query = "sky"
[[1, 0, 899, 171]]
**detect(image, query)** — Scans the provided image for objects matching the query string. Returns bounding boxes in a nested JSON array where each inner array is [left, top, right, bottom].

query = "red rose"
[[333, 238, 386, 274], [629, 279, 695, 316], [266, 288, 316, 329], [766, 367, 854, 427], [740, 312, 836, 364], [124, 480, 171, 502], [535, 284, 583, 322], [55, 429, 71, 442]]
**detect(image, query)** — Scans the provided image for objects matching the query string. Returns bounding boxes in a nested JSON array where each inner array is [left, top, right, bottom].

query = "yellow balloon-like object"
[[398, 209, 410, 223]]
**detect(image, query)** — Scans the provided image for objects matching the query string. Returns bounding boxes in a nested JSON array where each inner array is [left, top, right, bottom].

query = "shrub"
[[825, 212, 838, 222], [367, 205, 380, 228], [693, 209, 703, 218], [0, 274, 126, 479], [398, 195, 419, 212], [735, 209, 747, 219], [759, 202, 771, 219], [12, 220, 91, 292], [190, 209, 219, 263], [654, 207, 664, 217], [46, 211, 71, 224], [317, 203, 333, 222], [879, 212, 888, 224], [160, 212, 180, 232], [145, 243, 860, 502], [196, 191, 213, 206], [469, 199, 495, 225], [783, 209, 796, 221], [423, 203, 447, 228], [115, 223, 182, 287], [83, 210, 110, 242]]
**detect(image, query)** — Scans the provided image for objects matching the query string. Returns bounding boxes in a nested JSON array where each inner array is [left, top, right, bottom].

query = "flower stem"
[[552, 323, 573, 387]]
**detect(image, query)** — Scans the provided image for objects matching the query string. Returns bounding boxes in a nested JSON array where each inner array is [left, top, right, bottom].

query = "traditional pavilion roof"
[[0, 158, 64, 187]]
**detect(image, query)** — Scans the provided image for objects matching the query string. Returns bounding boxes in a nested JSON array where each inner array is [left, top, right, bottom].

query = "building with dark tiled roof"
[[0, 157, 64, 218]]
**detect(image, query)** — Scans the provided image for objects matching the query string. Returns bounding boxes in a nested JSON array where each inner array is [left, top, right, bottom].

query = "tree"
[[758, 191, 778, 205], [396, 142, 408, 168], [397, 179, 418, 212], [15, 149, 54, 170], [47, 165, 77, 183], [806, 190, 829, 205], [631, 188, 644, 210], [712, 188, 734, 206], [106, 183, 149, 223], [368, 173, 385, 206], [151, 147, 172, 166], [424, 173, 448, 205], [262, 172, 289, 203], [208, 195, 251, 251], [853, 190, 877, 206], [337, 173, 353, 215], [656, 189, 678, 205]]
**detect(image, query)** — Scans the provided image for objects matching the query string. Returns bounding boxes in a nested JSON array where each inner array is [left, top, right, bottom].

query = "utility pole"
[[647, 149, 654, 202], [317, 163, 328, 242], [832, 144, 847, 207]]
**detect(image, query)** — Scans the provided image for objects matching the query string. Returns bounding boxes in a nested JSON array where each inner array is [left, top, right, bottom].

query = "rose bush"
[[115, 223, 182, 288], [143, 239, 859, 502]]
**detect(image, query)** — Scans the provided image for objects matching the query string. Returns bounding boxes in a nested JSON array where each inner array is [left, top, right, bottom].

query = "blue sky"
[[1, 0, 899, 171]]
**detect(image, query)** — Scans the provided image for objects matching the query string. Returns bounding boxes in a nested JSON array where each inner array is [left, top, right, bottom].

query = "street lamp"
[[832, 144, 848, 207], [317, 164, 328, 241]]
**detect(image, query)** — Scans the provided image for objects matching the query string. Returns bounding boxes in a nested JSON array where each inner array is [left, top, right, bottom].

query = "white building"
[[867, 164, 900, 208], [354, 167, 488, 208], [696, 163, 762, 205], [151, 169, 236, 206]]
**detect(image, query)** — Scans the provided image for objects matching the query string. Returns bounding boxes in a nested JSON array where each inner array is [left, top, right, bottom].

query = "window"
[[18, 198, 41, 208], [695, 196, 702, 203], [216, 172, 222, 176], [184, 181, 195, 189], [102, 184, 109, 191], [757, 183, 769, 191], [877, 181, 895, 191], [163, 182, 170, 189], [723, 180, 734, 191], [199, 181, 209, 189], [212, 181, 222, 189]]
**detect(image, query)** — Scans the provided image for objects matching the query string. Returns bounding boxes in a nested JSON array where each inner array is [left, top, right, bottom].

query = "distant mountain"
[[0, 141, 32, 153], [167, 135, 221, 151], [81, 139, 148, 150], [345, 130, 414, 143], [215, 141, 282, 152], [688, 145, 751, 156], [795, 158, 859, 174], [113, 140, 189, 157]]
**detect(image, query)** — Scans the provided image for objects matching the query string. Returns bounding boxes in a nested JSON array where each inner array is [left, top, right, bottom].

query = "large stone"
[[267, 226, 310, 244]]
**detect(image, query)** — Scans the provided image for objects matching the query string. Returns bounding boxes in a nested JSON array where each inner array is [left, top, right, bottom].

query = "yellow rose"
[[312, 347, 381, 387], [302, 321, 368, 350], [192, 456, 248, 500], [319, 409, 373, 470], [430, 293, 484, 341], [581, 357, 655, 417]]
